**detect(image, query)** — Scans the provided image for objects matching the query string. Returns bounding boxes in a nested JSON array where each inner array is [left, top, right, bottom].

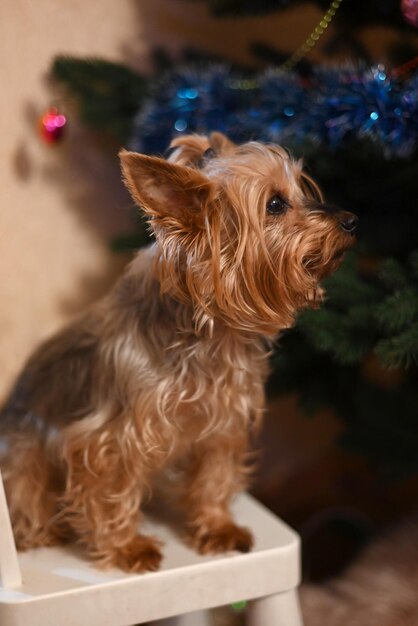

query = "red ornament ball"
[[401, 0, 418, 27], [39, 107, 67, 144]]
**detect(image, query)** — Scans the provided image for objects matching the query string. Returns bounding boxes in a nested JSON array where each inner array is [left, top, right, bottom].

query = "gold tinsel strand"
[[280, 0, 344, 71]]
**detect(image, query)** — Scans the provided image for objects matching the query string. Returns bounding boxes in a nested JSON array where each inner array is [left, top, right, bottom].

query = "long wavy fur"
[[0, 133, 355, 572]]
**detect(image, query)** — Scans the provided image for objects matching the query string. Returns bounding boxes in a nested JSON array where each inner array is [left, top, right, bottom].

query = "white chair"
[[0, 469, 303, 626]]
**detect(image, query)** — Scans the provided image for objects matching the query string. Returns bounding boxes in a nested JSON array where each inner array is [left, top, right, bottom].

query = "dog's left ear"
[[209, 131, 236, 154], [120, 150, 213, 226]]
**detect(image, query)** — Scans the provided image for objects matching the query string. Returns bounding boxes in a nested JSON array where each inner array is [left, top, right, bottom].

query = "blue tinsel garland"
[[130, 65, 418, 159]]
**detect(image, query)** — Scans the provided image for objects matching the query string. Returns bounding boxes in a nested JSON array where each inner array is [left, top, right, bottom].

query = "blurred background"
[[2, 0, 418, 599]]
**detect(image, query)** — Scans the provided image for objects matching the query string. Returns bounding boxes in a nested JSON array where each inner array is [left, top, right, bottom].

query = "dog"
[[0, 132, 357, 572]]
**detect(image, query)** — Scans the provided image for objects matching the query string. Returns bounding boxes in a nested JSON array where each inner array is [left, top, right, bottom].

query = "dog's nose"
[[339, 211, 358, 234]]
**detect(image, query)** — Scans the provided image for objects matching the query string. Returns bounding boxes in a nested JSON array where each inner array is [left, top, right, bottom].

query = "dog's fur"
[[0, 132, 356, 572]]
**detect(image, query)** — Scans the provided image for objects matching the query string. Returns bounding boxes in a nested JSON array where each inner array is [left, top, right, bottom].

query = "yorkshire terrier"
[[0, 132, 357, 573]]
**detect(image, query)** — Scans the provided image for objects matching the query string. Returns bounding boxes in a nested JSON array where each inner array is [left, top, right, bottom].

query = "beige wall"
[[0, 0, 147, 400], [0, 0, 413, 401]]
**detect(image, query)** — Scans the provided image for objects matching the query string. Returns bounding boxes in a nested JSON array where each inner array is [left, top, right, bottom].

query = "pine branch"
[[51, 57, 149, 141], [376, 288, 418, 332], [378, 258, 409, 290], [375, 324, 418, 369]]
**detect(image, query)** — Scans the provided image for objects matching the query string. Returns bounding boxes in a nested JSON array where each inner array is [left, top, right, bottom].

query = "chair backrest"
[[0, 469, 22, 588]]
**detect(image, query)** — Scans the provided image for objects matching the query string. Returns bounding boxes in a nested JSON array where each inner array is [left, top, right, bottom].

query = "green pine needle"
[[375, 324, 418, 369], [376, 288, 418, 332], [378, 258, 409, 290], [51, 56, 149, 141]]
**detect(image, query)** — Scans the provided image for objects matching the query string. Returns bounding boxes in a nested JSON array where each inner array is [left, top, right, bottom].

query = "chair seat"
[[0, 493, 300, 626]]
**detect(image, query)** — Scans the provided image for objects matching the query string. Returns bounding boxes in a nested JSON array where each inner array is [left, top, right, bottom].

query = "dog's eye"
[[266, 194, 289, 215]]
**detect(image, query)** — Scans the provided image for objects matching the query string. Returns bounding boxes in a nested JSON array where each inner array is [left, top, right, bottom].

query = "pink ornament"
[[401, 0, 418, 28], [39, 107, 67, 144]]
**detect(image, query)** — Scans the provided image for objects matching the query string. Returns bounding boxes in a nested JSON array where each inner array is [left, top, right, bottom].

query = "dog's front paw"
[[111, 535, 163, 573], [193, 522, 254, 555]]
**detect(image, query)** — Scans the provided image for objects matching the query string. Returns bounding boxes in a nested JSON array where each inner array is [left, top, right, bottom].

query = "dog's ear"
[[120, 150, 213, 226], [209, 131, 236, 154], [167, 134, 211, 167]]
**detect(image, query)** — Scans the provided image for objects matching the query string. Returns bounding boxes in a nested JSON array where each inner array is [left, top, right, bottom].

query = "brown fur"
[[301, 520, 418, 626], [0, 133, 356, 572]]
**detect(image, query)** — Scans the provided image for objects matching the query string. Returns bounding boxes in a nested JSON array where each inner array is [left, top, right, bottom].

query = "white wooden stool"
[[0, 470, 303, 626]]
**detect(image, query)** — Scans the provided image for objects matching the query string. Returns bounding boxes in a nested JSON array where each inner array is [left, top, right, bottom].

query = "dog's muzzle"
[[338, 211, 358, 234], [306, 201, 358, 235]]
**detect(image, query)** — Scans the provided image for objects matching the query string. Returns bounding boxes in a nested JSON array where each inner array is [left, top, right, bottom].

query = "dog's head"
[[120, 133, 357, 336]]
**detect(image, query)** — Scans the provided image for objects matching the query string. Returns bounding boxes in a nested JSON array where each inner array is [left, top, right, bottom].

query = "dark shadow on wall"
[[38, 111, 136, 315]]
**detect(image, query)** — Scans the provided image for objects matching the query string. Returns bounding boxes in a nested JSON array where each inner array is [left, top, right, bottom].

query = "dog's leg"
[[182, 434, 254, 554], [2, 436, 70, 549], [60, 421, 162, 573]]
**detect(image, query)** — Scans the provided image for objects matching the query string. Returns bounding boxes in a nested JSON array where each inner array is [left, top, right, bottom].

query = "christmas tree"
[[50, 0, 418, 476]]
